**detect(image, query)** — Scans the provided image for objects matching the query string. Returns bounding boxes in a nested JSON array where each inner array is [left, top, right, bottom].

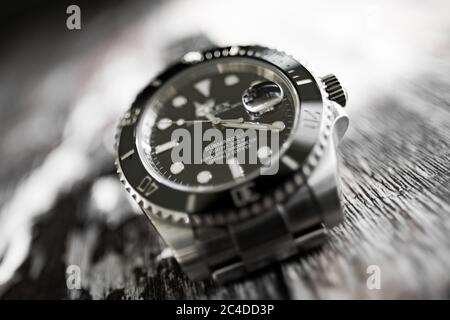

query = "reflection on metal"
[[242, 81, 283, 114]]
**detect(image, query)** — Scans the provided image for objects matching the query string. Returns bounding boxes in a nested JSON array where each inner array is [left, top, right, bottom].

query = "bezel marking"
[[120, 149, 135, 161], [296, 79, 313, 86]]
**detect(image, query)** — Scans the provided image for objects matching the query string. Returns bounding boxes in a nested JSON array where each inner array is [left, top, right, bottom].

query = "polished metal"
[[242, 81, 284, 114]]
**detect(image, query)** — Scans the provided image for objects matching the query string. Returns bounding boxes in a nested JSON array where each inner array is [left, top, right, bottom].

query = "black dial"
[[136, 57, 299, 192]]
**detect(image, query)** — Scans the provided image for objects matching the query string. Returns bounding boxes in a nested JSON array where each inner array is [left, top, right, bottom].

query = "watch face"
[[136, 57, 299, 192], [117, 45, 324, 222]]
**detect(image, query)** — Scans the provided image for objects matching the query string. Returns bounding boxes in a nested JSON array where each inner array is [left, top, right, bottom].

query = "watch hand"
[[179, 118, 244, 125], [194, 100, 236, 125], [203, 112, 221, 125], [157, 118, 244, 126], [193, 100, 248, 126], [220, 121, 285, 131], [195, 108, 222, 124], [154, 139, 179, 154]]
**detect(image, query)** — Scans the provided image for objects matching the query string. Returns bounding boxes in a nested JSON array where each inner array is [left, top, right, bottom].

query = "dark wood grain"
[[0, 0, 449, 300]]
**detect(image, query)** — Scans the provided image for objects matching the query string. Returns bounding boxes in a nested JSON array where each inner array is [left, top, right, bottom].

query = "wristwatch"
[[115, 36, 349, 283]]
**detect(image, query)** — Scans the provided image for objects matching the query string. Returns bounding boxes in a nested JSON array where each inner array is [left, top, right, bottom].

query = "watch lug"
[[330, 101, 350, 144], [306, 107, 348, 228]]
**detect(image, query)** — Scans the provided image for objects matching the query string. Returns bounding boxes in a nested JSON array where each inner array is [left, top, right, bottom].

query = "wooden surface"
[[0, 0, 449, 299]]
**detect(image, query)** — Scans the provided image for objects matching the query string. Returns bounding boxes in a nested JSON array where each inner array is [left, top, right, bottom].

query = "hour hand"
[[178, 118, 244, 125], [194, 100, 245, 125], [220, 121, 285, 131], [157, 117, 244, 127]]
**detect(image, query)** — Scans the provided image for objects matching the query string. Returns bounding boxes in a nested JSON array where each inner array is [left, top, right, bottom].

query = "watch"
[[115, 37, 349, 283]]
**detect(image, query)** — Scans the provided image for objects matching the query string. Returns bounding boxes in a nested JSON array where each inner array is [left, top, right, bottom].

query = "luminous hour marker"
[[227, 158, 244, 179], [172, 96, 187, 108], [224, 75, 239, 86], [194, 79, 211, 97], [170, 162, 184, 175], [257, 146, 272, 159], [186, 194, 196, 212], [120, 149, 135, 160], [281, 155, 299, 170], [272, 121, 286, 131], [296, 79, 312, 86], [197, 170, 212, 184], [157, 118, 172, 130], [155, 139, 178, 154]]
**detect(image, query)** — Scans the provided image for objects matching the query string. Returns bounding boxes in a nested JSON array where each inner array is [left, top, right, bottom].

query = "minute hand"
[[220, 121, 284, 131]]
